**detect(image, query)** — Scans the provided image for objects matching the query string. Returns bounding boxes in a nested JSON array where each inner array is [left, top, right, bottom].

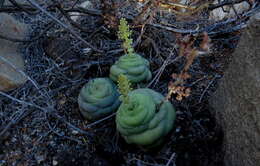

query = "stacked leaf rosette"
[[116, 88, 176, 147], [110, 54, 152, 83], [78, 78, 120, 120]]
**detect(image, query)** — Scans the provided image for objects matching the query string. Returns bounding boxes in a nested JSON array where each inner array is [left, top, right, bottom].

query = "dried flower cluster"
[[167, 32, 211, 101]]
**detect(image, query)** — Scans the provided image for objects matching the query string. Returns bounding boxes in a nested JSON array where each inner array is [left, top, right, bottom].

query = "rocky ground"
[[0, 0, 258, 166]]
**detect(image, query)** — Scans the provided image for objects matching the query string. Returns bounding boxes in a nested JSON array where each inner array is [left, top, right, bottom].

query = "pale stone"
[[209, 1, 250, 21], [70, 1, 94, 21], [0, 13, 28, 91]]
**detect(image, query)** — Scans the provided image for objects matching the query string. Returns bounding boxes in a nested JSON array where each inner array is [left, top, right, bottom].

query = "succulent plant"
[[110, 54, 152, 83], [78, 78, 120, 120], [116, 88, 176, 147]]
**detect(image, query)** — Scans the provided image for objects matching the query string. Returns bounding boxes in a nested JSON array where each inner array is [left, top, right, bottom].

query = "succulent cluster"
[[78, 18, 176, 148]]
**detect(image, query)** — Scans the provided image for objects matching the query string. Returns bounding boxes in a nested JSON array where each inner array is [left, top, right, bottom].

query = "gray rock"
[[210, 12, 260, 166], [0, 13, 28, 91]]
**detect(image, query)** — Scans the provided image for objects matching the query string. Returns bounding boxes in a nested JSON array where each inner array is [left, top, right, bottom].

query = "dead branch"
[[0, 4, 101, 15], [26, 0, 103, 53], [0, 91, 93, 138]]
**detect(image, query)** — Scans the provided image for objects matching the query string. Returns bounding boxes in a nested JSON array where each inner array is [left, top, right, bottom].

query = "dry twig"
[[26, 0, 103, 53]]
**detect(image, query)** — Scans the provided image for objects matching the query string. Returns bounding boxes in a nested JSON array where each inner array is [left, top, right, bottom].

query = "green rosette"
[[109, 54, 152, 83], [116, 88, 176, 147], [78, 78, 120, 120]]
